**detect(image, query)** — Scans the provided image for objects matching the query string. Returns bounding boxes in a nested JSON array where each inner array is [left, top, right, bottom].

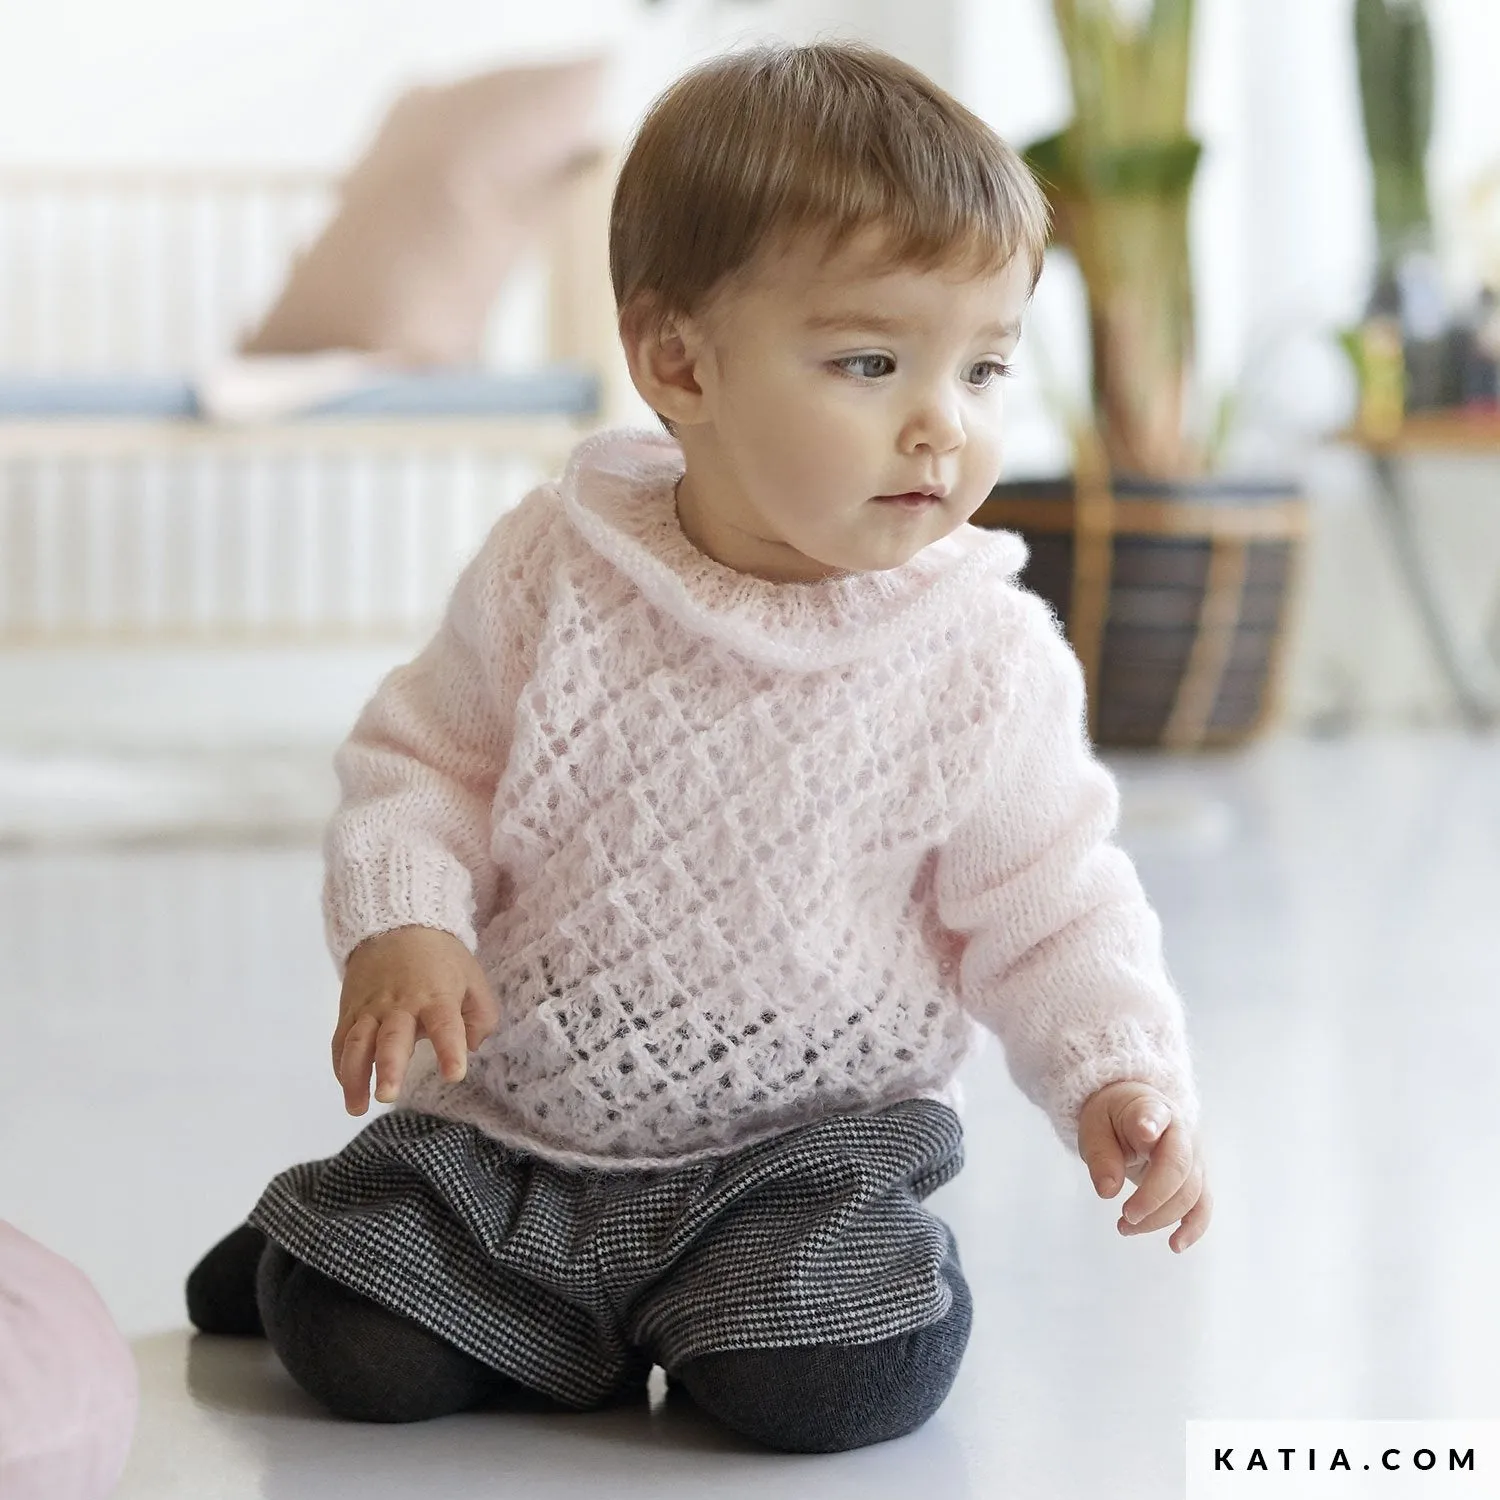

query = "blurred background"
[[0, 4, 1497, 1498], [0, 0, 1496, 810]]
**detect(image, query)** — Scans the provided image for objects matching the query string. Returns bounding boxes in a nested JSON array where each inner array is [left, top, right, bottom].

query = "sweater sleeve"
[[934, 587, 1200, 1155], [321, 502, 537, 974]]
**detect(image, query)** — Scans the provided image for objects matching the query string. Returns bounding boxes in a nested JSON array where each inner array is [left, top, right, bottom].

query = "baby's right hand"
[[331, 926, 500, 1116]]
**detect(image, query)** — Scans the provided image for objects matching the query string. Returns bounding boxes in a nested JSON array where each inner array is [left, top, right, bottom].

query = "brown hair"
[[610, 40, 1051, 370]]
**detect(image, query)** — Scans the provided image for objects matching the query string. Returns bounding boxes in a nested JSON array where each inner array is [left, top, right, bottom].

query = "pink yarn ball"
[[0, 1222, 138, 1500]]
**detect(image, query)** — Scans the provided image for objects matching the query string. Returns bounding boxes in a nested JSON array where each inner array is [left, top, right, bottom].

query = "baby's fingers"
[[461, 981, 500, 1053], [1120, 1121, 1193, 1225], [1169, 1182, 1214, 1254], [338, 1014, 380, 1116], [1076, 1103, 1128, 1197], [372, 1011, 418, 1105], [1118, 1170, 1198, 1237], [421, 1004, 471, 1085]]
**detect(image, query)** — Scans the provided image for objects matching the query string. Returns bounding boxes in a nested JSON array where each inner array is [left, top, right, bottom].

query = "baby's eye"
[[968, 359, 1014, 389], [834, 353, 895, 380]]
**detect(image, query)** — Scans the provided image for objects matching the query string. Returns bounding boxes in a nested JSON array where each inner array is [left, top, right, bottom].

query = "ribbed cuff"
[[325, 846, 477, 973], [1040, 1016, 1201, 1156]]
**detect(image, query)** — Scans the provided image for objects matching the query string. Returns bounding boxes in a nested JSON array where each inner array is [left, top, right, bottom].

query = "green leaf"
[[1024, 133, 1202, 201], [1082, 138, 1202, 197], [1022, 130, 1076, 193]]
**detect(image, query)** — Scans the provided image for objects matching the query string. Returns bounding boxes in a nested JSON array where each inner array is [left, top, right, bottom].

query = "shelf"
[[1345, 410, 1500, 454]]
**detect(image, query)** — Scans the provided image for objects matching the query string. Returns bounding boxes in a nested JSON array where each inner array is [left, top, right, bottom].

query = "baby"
[[186, 39, 1210, 1454]]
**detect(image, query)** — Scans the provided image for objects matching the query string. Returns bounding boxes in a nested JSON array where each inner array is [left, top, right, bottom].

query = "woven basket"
[[970, 471, 1308, 749]]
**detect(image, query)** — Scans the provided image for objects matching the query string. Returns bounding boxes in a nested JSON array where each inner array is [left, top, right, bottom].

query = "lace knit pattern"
[[323, 427, 1201, 1170]]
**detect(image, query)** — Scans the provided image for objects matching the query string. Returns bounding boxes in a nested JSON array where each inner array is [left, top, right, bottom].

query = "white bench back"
[[0, 159, 619, 375], [0, 159, 628, 645]]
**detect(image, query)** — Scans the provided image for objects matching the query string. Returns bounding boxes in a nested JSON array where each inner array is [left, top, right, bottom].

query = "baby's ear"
[[619, 298, 706, 425]]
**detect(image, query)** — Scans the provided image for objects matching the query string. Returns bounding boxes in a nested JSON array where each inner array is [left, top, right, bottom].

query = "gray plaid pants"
[[248, 1097, 970, 1430]]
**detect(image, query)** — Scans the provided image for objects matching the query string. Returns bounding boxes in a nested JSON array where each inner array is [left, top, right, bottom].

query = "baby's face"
[[674, 227, 1032, 583]]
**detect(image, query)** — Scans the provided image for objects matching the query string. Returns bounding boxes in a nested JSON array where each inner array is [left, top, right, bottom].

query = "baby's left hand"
[[1076, 1081, 1212, 1254]]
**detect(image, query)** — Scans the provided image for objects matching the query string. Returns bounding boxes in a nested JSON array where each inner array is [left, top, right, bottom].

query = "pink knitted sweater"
[[324, 426, 1200, 1170]]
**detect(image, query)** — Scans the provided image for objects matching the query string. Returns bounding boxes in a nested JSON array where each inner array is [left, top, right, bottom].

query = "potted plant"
[[1342, 0, 1438, 434], [969, 0, 1309, 750]]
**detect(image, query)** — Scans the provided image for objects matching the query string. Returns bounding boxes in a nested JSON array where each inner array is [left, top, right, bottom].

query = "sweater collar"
[[555, 425, 1027, 671]]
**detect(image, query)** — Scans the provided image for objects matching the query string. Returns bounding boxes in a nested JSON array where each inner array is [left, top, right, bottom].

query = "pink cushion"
[[0, 1223, 137, 1500], [241, 55, 608, 365]]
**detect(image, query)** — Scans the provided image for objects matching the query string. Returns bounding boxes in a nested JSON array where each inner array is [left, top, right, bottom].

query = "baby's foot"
[[185, 1222, 268, 1336]]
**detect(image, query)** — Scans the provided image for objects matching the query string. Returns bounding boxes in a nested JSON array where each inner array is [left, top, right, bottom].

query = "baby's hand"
[[331, 926, 499, 1116], [1076, 1081, 1212, 1254]]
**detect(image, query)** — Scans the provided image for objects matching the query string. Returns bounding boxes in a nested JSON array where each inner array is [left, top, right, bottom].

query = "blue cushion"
[[310, 365, 599, 416], [0, 374, 198, 417], [0, 365, 601, 419]]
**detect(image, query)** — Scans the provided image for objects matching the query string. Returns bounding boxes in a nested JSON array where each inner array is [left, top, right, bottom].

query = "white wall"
[[0, 0, 949, 165], [0, 0, 638, 165]]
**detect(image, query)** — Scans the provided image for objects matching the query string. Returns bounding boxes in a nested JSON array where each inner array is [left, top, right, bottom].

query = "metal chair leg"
[[1369, 452, 1498, 729]]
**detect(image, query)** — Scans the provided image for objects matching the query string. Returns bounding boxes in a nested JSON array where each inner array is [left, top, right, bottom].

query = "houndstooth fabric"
[[247, 1097, 965, 1410]]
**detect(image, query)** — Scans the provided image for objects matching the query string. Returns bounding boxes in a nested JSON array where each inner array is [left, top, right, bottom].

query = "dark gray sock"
[[674, 1260, 973, 1453], [254, 1243, 563, 1423], [186, 1222, 269, 1337]]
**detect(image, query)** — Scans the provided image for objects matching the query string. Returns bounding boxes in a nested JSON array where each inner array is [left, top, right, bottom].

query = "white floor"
[[2, 731, 1498, 1498]]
